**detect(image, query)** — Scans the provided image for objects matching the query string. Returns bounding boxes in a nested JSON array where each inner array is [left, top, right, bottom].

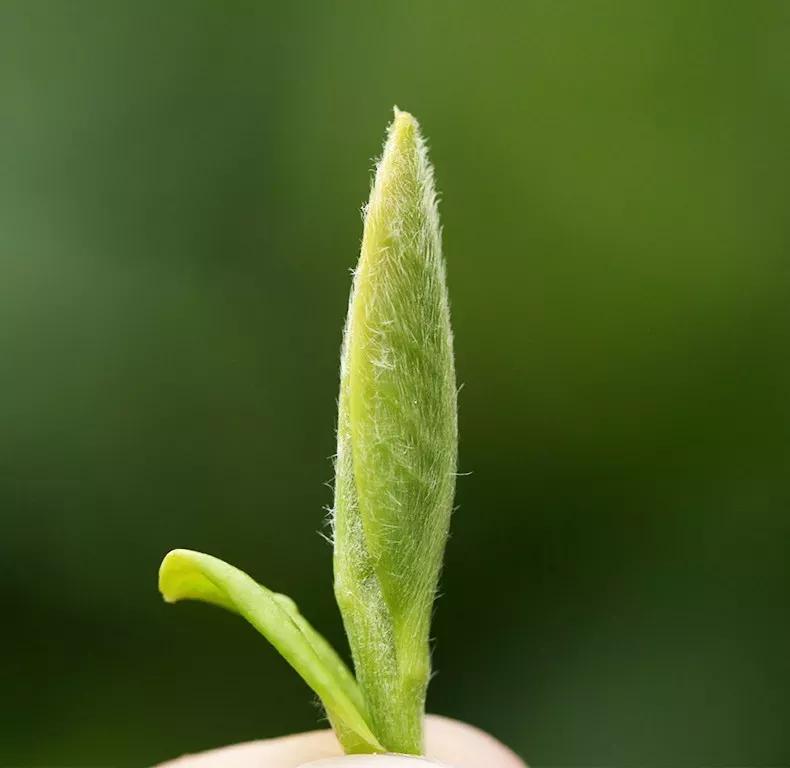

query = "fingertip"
[[154, 729, 341, 768], [425, 714, 527, 767], [153, 717, 526, 768], [300, 757, 437, 767]]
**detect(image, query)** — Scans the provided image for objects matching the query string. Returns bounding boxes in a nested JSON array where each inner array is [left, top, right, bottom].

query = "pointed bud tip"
[[390, 106, 419, 143]]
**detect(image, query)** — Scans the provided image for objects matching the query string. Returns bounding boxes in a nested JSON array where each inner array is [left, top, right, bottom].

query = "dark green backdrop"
[[1, 2, 788, 765]]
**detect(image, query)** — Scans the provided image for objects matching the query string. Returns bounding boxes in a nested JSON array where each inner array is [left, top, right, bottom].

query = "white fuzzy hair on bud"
[[333, 108, 457, 755]]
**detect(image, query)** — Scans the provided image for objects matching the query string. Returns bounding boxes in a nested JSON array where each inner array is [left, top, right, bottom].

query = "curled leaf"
[[159, 549, 382, 753]]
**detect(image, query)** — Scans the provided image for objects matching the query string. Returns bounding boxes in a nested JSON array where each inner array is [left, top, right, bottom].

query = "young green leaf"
[[333, 109, 457, 754], [159, 549, 383, 753]]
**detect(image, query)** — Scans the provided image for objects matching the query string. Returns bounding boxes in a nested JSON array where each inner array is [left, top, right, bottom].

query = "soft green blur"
[[1, 2, 788, 766]]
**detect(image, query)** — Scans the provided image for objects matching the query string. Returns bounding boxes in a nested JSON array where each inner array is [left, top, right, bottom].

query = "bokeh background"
[[2, 1, 789, 765]]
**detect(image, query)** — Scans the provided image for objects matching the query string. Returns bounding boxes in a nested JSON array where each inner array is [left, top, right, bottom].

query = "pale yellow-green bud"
[[333, 108, 457, 754]]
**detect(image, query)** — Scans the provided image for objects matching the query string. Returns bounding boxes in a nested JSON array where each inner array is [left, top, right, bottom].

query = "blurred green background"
[[1, 1, 789, 765]]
